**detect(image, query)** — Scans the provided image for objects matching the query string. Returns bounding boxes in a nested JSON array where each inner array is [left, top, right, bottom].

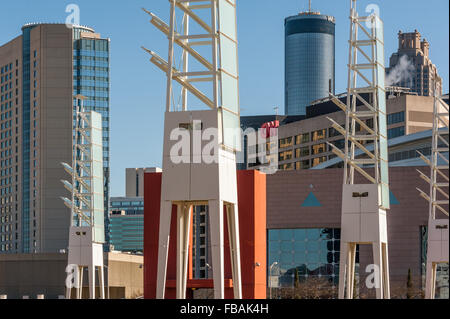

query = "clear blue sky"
[[1, 0, 448, 196]]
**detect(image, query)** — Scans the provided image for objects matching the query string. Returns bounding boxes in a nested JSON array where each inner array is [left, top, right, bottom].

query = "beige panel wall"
[[404, 95, 434, 135], [0, 35, 23, 253], [126, 168, 138, 197], [0, 253, 67, 298], [0, 253, 143, 299], [35, 25, 73, 253], [107, 253, 144, 299]]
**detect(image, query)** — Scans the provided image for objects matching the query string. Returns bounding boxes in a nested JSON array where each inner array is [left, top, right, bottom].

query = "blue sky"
[[1, 0, 448, 196]]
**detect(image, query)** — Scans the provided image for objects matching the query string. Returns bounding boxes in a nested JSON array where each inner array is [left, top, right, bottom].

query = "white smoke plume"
[[386, 55, 415, 87]]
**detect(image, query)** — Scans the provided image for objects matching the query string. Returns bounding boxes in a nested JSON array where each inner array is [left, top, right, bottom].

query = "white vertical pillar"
[[99, 266, 105, 299], [156, 201, 173, 299], [348, 243, 357, 299], [339, 242, 348, 299], [425, 262, 436, 299], [176, 204, 184, 299], [77, 266, 84, 300], [182, 205, 193, 298], [227, 203, 242, 299], [372, 242, 384, 299], [209, 199, 225, 299], [88, 265, 96, 299], [382, 243, 390, 299], [176, 204, 192, 299]]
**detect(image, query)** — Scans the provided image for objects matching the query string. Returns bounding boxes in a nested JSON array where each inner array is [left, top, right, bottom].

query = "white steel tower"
[[143, 0, 242, 299], [328, 0, 391, 299], [417, 89, 449, 299], [61, 95, 106, 299]]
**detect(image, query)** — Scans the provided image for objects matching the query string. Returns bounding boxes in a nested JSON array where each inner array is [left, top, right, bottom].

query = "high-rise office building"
[[0, 23, 110, 254], [285, 10, 335, 116], [108, 168, 161, 253], [109, 197, 144, 253], [386, 30, 443, 97]]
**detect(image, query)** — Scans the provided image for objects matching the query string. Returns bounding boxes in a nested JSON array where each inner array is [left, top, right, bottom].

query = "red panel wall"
[[144, 170, 267, 299]]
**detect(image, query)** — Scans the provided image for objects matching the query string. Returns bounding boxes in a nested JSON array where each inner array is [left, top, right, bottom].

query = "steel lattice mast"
[[417, 89, 449, 299], [143, 0, 242, 300], [61, 95, 105, 299], [328, 0, 391, 299]]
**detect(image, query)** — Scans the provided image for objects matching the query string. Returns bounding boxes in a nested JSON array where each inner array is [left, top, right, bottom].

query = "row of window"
[[387, 126, 405, 139], [278, 156, 331, 171], [387, 112, 405, 125], [74, 39, 109, 52], [279, 143, 329, 162], [0, 63, 14, 74], [110, 201, 144, 208]]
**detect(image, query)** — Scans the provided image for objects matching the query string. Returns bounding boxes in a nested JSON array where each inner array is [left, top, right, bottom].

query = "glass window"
[[278, 163, 294, 171], [387, 112, 405, 125], [279, 137, 293, 148], [387, 126, 405, 139], [331, 139, 345, 150], [312, 129, 327, 142], [311, 156, 327, 167], [312, 143, 327, 155], [295, 160, 310, 170], [279, 150, 293, 162], [329, 126, 344, 138], [268, 228, 348, 296], [295, 133, 310, 145], [295, 147, 310, 158]]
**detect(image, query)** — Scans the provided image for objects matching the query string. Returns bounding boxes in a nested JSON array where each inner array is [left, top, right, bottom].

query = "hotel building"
[[0, 23, 110, 254]]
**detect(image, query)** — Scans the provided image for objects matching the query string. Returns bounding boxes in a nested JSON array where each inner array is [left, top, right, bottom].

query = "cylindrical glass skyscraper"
[[285, 13, 336, 115]]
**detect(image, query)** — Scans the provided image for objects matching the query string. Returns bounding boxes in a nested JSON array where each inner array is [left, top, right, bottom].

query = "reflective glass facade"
[[109, 197, 144, 252], [21, 25, 35, 253], [109, 215, 143, 253], [285, 14, 335, 116], [72, 27, 110, 247], [268, 228, 355, 287]]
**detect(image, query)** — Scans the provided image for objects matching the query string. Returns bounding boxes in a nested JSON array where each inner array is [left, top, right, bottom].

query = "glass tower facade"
[[109, 197, 144, 253], [72, 27, 110, 248], [285, 14, 335, 116], [21, 25, 34, 253], [268, 228, 346, 288]]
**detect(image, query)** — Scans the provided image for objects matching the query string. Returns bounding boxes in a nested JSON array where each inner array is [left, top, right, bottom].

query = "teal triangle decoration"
[[390, 190, 400, 205], [302, 192, 322, 207]]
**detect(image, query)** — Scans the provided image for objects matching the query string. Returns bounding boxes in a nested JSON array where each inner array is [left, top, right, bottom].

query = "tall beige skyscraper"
[[387, 30, 443, 97], [0, 23, 110, 254]]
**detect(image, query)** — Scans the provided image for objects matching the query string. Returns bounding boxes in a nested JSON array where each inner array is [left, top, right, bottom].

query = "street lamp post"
[[269, 262, 279, 299]]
